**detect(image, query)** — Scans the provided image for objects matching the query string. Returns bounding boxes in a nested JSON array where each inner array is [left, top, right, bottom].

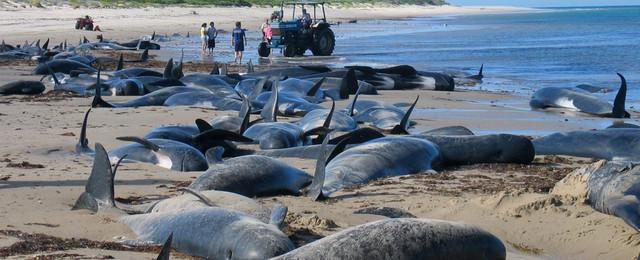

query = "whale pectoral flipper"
[[195, 129, 253, 143], [140, 47, 149, 62], [116, 136, 160, 151], [156, 233, 173, 260], [307, 136, 331, 201], [177, 188, 217, 207], [269, 204, 288, 229]]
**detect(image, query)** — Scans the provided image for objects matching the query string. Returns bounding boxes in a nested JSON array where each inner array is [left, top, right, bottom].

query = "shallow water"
[[165, 6, 639, 108]]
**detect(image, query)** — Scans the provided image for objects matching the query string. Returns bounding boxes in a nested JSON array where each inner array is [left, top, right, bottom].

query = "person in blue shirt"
[[231, 21, 247, 64]]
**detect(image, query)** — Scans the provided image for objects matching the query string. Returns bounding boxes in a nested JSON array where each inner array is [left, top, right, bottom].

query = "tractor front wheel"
[[258, 42, 270, 57], [284, 44, 297, 58], [311, 28, 335, 56], [75, 21, 81, 30]]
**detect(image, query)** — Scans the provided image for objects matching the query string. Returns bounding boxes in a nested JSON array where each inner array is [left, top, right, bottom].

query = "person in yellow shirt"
[[200, 23, 207, 55]]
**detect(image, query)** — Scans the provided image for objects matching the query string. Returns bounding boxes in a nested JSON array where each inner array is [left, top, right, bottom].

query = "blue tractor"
[[258, 1, 335, 58]]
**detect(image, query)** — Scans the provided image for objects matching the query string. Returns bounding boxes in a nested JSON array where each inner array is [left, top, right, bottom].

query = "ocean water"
[[167, 6, 639, 107], [332, 6, 640, 106]]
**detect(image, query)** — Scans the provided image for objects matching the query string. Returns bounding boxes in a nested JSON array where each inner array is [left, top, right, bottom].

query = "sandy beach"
[[0, 3, 531, 43], [1, 3, 639, 260]]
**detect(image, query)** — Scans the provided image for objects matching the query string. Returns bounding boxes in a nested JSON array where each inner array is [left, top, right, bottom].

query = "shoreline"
[[0, 4, 535, 43]]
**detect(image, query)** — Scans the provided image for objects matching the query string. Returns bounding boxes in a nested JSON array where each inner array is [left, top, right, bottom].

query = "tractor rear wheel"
[[258, 42, 270, 57], [284, 44, 297, 58], [311, 28, 335, 56], [75, 21, 81, 30], [296, 47, 307, 56]]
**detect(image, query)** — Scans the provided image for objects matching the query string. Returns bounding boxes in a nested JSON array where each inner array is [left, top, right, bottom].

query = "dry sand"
[[1, 3, 640, 260], [0, 3, 531, 43]]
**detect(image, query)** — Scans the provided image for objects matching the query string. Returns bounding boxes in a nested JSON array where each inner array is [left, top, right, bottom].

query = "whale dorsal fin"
[[210, 62, 220, 75], [178, 187, 216, 207], [240, 99, 252, 135], [269, 203, 288, 229], [261, 80, 279, 122], [195, 118, 214, 133], [42, 38, 49, 50], [251, 77, 268, 101], [348, 85, 362, 117], [307, 77, 325, 97], [91, 68, 114, 108], [72, 143, 125, 212], [156, 233, 173, 260], [140, 48, 149, 62], [391, 95, 419, 135], [116, 136, 160, 151], [163, 58, 174, 79], [204, 147, 225, 166], [247, 59, 254, 73], [478, 64, 484, 77], [339, 69, 358, 99], [612, 73, 629, 118], [151, 31, 156, 41], [303, 99, 335, 141], [76, 108, 91, 152], [307, 135, 331, 201], [116, 54, 124, 71]]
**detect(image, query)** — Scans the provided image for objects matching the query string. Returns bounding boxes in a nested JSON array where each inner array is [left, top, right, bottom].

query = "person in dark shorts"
[[231, 21, 247, 64], [206, 21, 218, 56]]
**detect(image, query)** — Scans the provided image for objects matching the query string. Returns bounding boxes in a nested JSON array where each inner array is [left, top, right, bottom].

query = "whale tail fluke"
[[75, 108, 92, 154], [391, 95, 419, 134], [156, 233, 173, 260], [72, 143, 124, 212], [307, 135, 330, 201], [612, 73, 629, 118]]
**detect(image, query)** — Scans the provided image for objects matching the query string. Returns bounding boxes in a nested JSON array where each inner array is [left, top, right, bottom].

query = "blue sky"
[[447, 0, 640, 7]]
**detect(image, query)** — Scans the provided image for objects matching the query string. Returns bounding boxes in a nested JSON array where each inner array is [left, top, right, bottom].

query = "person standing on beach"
[[207, 21, 218, 56], [261, 19, 272, 44], [232, 21, 246, 64], [200, 23, 208, 55]]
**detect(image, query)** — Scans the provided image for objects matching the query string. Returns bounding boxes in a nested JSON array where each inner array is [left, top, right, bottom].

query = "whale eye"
[[226, 250, 233, 260]]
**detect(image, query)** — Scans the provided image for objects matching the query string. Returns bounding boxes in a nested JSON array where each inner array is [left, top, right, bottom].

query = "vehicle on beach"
[[258, 1, 335, 58], [75, 16, 94, 31]]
